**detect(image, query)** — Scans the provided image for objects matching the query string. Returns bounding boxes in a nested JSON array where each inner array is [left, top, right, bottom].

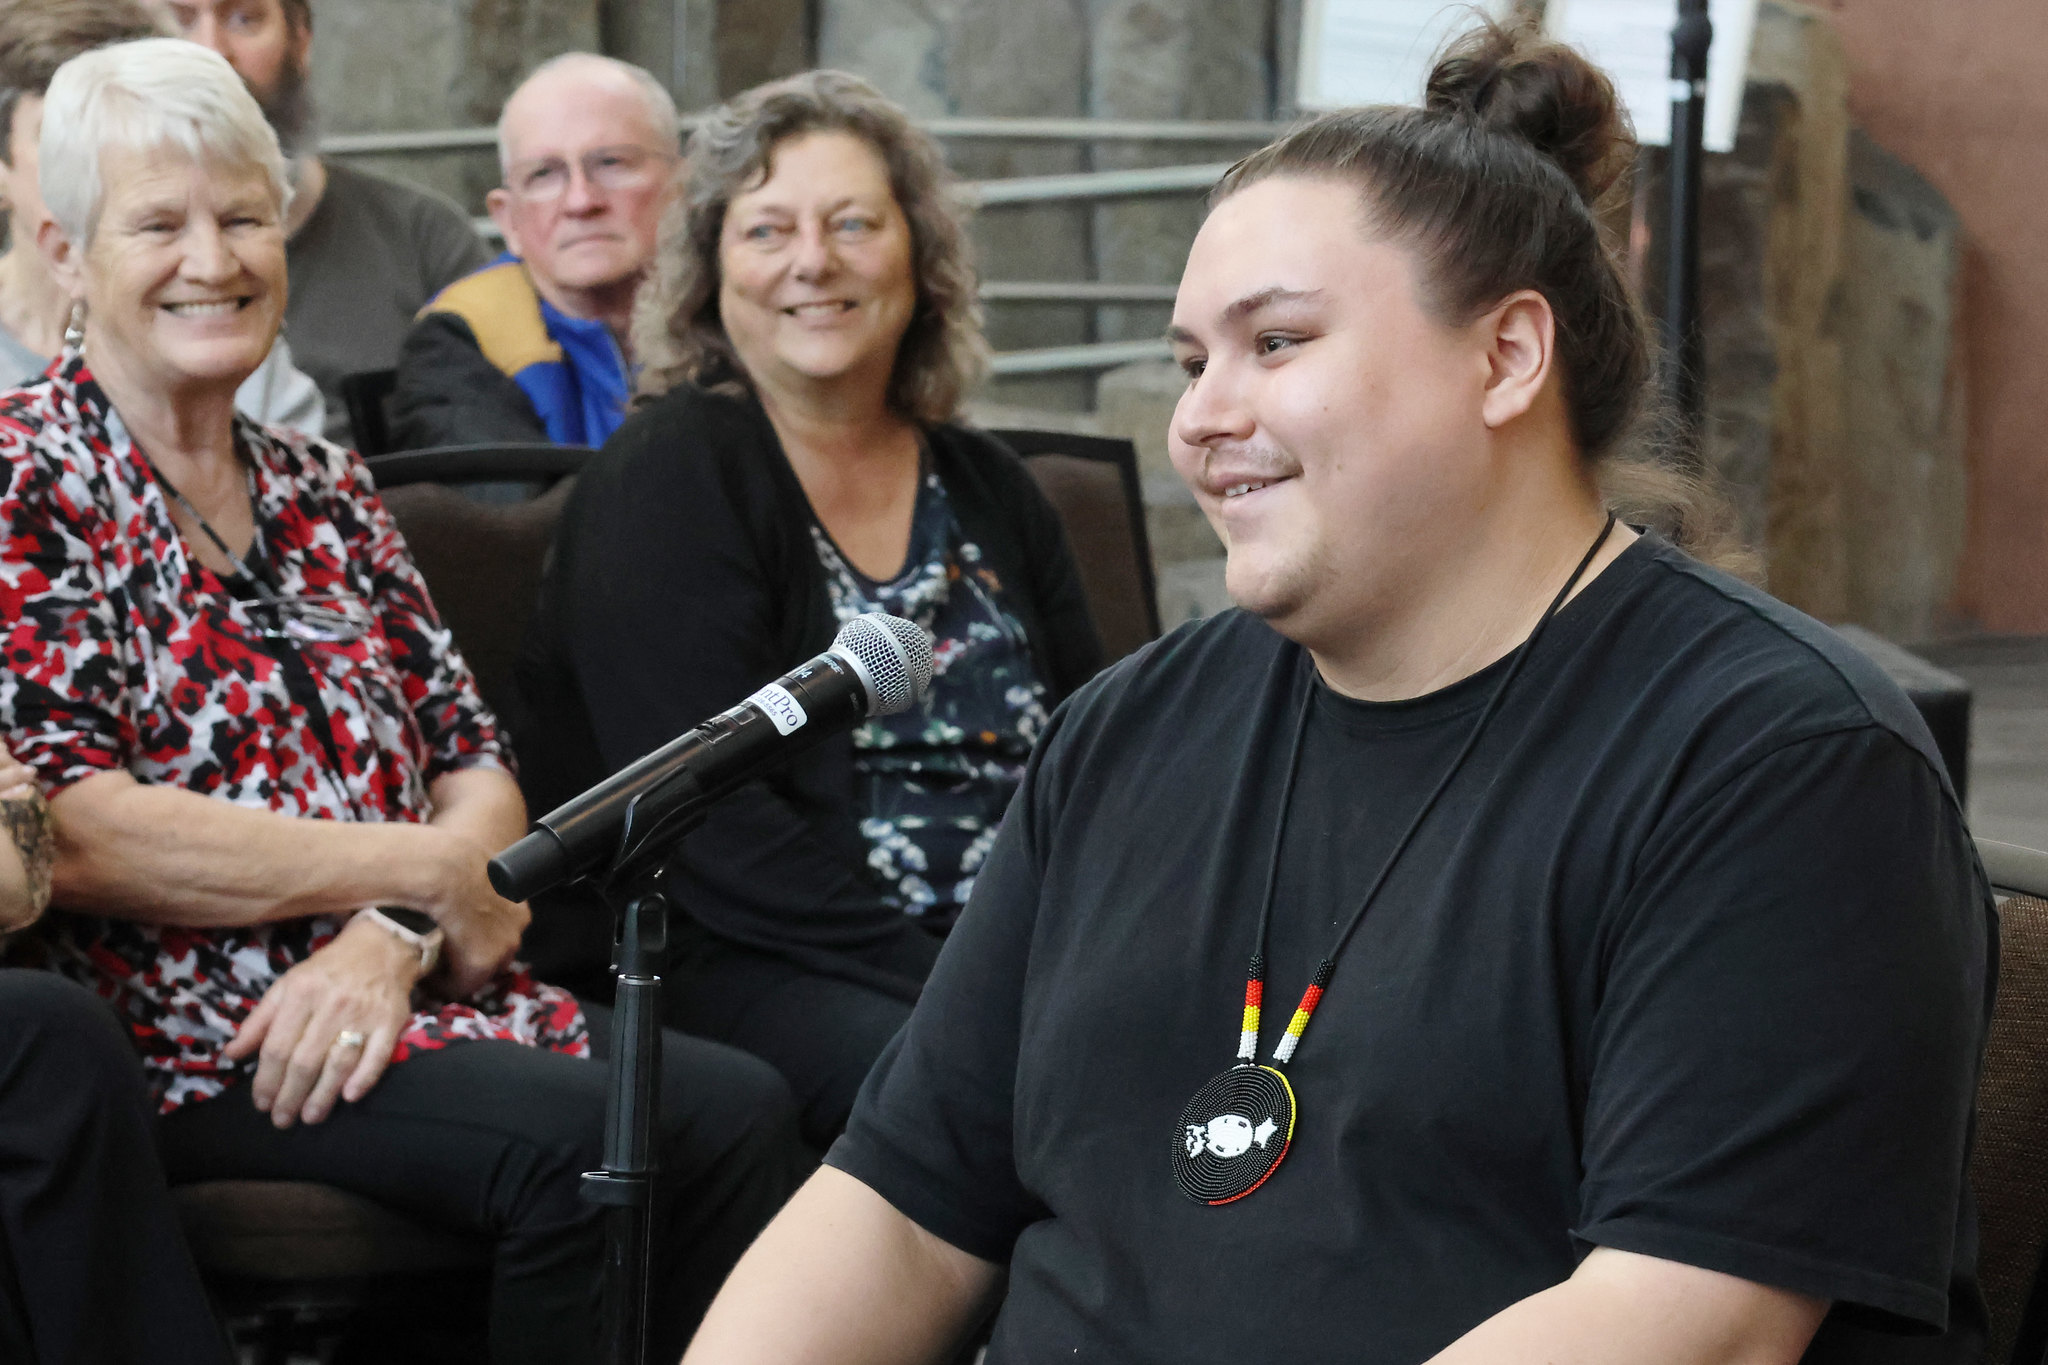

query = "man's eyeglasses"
[[506, 146, 676, 203]]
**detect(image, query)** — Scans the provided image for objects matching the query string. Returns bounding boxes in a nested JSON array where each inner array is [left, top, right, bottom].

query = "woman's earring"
[[62, 302, 85, 350]]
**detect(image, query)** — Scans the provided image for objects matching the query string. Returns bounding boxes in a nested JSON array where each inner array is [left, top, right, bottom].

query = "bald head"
[[486, 51, 681, 324], [497, 52, 679, 175]]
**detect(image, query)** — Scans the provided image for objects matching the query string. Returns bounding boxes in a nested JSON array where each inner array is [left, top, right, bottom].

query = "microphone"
[[489, 612, 934, 902]]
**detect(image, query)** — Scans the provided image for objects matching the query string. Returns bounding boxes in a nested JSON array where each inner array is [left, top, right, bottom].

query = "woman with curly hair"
[[522, 70, 1104, 1147]]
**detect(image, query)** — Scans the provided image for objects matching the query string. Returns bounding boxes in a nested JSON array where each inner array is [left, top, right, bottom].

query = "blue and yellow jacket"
[[390, 253, 631, 450]]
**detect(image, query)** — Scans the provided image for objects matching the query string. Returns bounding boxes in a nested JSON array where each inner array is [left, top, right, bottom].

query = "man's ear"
[[34, 214, 85, 305], [1479, 289, 1556, 431], [485, 188, 522, 260]]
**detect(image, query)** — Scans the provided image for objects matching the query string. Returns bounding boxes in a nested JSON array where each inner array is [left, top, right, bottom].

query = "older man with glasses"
[[390, 53, 682, 451]]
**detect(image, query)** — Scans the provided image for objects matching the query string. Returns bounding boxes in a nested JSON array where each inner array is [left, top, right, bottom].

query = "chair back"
[[338, 368, 399, 456], [989, 428, 1160, 662], [366, 444, 593, 751], [1971, 838, 2048, 1363]]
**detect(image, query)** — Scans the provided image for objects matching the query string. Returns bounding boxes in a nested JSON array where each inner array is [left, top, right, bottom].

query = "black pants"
[[0, 970, 232, 1365], [661, 921, 943, 1148], [159, 1024, 811, 1365]]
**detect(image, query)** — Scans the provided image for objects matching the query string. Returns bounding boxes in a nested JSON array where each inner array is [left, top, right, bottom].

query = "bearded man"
[[156, 0, 491, 444]]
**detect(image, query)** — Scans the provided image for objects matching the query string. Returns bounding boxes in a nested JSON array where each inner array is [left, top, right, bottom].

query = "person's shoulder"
[[605, 380, 769, 476], [1604, 535, 1950, 785], [931, 418, 1026, 462], [414, 256, 553, 377], [0, 373, 99, 502], [565, 382, 775, 534], [922, 421, 1080, 552], [926, 420, 1044, 494], [1043, 609, 1283, 757], [240, 415, 364, 499]]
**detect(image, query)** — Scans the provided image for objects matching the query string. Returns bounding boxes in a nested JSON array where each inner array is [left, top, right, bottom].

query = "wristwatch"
[[361, 906, 444, 975]]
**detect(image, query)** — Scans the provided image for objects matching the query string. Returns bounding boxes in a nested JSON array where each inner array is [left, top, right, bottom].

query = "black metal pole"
[[1662, 0, 1713, 458], [583, 887, 669, 1365]]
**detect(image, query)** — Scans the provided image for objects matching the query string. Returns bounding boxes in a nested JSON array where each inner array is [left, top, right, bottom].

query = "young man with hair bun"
[[683, 21, 1991, 1365]]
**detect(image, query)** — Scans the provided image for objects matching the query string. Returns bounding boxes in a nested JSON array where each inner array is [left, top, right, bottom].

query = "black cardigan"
[[518, 382, 1104, 996]]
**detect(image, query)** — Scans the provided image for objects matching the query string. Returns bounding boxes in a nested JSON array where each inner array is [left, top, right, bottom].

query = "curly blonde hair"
[[632, 69, 986, 424]]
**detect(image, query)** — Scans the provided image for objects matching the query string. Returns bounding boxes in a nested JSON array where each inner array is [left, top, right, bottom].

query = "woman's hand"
[[223, 912, 422, 1127], [0, 741, 33, 799], [421, 827, 530, 1000]]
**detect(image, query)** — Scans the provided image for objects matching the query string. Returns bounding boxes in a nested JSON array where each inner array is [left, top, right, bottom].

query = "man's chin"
[[1224, 555, 1309, 625], [255, 50, 317, 157], [546, 255, 645, 294]]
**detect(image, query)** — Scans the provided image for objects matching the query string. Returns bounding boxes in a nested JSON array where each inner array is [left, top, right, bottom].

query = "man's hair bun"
[[1424, 19, 1636, 206]]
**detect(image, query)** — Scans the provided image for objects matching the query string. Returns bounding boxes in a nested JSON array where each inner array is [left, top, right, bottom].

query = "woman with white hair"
[[0, 0, 325, 432], [0, 38, 807, 1362]]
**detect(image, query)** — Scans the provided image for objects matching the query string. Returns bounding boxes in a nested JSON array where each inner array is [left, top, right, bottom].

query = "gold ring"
[[334, 1029, 366, 1051]]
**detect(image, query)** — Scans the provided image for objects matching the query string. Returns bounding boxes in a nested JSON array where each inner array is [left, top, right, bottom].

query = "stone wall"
[[310, 0, 599, 209], [812, 0, 1284, 410], [820, 0, 1099, 411], [1684, 0, 1966, 636], [1839, 131, 1966, 639], [1828, 0, 2048, 633], [1086, 1, 1274, 346]]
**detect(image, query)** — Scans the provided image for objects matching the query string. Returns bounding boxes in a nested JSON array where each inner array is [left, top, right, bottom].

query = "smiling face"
[[50, 143, 285, 396], [716, 129, 917, 405], [487, 62, 677, 307], [1167, 175, 1500, 645]]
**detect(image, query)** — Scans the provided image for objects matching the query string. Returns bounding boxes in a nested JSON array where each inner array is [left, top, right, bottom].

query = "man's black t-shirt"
[[827, 535, 1993, 1364]]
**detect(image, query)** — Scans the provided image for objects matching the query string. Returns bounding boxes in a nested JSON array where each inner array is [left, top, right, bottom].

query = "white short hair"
[[496, 52, 682, 174], [39, 37, 289, 244]]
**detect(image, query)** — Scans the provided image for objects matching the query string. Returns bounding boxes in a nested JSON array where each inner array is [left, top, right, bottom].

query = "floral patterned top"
[[0, 353, 587, 1112], [810, 465, 1051, 932]]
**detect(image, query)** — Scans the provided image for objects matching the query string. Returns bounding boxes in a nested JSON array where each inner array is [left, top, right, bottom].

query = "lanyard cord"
[[1240, 513, 1618, 1069], [141, 448, 364, 820], [141, 452, 272, 591]]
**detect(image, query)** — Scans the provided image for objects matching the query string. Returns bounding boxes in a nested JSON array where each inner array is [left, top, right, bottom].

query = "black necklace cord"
[[141, 447, 369, 822], [1228, 695, 1310, 1055], [142, 450, 268, 589], [1251, 512, 1618, 1069]]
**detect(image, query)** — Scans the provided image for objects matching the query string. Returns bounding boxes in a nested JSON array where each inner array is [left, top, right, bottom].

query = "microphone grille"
[[832, 613, 934, 717]]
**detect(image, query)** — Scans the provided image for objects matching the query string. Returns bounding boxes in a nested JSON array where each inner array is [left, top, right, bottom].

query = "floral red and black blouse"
[[0, 353, 587, 1112]]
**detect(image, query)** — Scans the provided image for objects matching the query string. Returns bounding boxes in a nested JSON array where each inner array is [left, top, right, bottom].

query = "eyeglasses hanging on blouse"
[[141, 452, 372, 649]]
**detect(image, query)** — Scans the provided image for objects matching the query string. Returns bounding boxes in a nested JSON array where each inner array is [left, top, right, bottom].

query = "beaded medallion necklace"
[[1171, 514, 1617, 1205]]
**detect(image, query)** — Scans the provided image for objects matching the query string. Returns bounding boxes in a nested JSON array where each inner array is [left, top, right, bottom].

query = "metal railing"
[[319, 117, 1287, 159], [980, 282, 1177, 304], [988, 338, 1175, 376], [962, 163, 1228, 207]]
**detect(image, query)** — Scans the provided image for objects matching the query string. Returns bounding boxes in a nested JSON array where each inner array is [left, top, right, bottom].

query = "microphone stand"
[[1662, 0, 1713, 459], [579, 780, 708, 1365]]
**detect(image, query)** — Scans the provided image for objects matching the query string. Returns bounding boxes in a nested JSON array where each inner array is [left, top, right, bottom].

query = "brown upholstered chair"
[[991, 428, 1161, 663], [366, 443, 594, 748], [1971, 838, 2048, 1364], [173, 446, 588, 1362]]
